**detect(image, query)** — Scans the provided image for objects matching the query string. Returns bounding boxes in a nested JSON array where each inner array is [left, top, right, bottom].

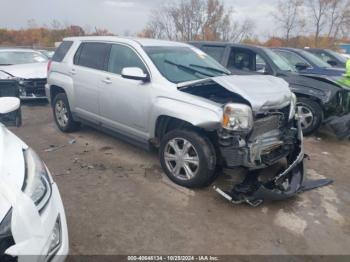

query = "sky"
[[0, 0, 279, 38]]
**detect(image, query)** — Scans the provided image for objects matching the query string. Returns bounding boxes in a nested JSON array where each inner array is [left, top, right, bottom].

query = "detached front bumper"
[[5, 182, 69, 262]]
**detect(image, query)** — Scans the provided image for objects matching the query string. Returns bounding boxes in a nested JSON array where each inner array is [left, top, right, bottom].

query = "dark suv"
[[190, 42, 350, 136]]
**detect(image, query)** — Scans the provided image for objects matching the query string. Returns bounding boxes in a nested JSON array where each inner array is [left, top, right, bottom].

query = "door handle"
[[102, 77, 112, 84], [69, 69, 77, 75]]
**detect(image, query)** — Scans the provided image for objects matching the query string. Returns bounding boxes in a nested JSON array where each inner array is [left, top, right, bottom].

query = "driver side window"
[[108, 44, 147, 75], [228, 49, 253, 72]]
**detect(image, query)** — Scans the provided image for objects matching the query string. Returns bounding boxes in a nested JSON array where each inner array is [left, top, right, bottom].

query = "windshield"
[[299, 50, 331, 68], [143, 46, 230, 83], [264, 48, 296, 72], [0, 51, 48, 65]]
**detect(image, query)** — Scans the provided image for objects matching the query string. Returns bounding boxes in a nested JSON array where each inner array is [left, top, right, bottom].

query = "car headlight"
[[289, 93, 297, 120], [23, 148, 52, 212], [222, 103, 253, 132]]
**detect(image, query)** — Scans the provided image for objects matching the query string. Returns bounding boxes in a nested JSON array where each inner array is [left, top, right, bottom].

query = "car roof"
[[63, 36, 190, 47], [189, 41, 267, 51], [272, 47, 302, 52]]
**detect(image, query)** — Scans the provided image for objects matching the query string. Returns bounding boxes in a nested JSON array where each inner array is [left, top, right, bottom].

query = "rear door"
[[72, 42, 111, 123]]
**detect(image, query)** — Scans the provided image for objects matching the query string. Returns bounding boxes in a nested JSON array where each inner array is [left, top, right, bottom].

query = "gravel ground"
[[10, 103, 350, 256]]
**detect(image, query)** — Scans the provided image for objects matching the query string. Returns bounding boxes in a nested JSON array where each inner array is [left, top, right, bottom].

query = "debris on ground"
[[44, 144, 65, 152], [69, 139, 76, 145]]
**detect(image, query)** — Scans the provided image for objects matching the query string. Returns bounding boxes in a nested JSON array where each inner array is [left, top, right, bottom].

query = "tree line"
[[139, 0, 350, 48], [0, 20, 113, 48], [0, 0, 349, 49]]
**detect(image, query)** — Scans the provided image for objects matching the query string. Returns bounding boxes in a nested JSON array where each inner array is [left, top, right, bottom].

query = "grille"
[[250, 115, 281, 139], [21, 78, 47, 97]]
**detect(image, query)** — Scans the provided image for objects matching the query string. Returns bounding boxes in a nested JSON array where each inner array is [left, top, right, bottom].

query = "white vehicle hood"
[[0, 62, 47, 79], [0, 124, 27, 222], [178, 75, 292, 112]]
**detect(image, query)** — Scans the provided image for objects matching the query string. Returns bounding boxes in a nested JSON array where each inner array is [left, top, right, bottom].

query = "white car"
[[0, 97, 68, 261], [0, 49, 48, 99], [339, 52, 350, 60]]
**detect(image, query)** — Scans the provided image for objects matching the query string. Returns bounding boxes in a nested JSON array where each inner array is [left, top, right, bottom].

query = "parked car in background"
[[340, 53, 350, 60], [38, 49, 55, 59], [46, 37, 307, 204], [0, 97, 68, 262], [0, 49, 48, 99], [272, 47, 345, 77], [304, 48, 347, 69], [190, 42, 350, 136]]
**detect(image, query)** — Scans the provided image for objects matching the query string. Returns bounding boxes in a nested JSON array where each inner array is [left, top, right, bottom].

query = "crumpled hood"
[[0, 63, 47, 79], [0, 124, 27, 222], [178, 75, 292, 112]]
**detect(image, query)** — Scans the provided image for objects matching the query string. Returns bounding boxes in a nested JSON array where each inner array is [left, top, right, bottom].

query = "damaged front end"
[[179, 75, 332, 206], [214, 111, 332, 207]]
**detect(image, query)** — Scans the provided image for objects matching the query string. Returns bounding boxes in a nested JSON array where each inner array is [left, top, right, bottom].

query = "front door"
[[99, 43, 152, 142]]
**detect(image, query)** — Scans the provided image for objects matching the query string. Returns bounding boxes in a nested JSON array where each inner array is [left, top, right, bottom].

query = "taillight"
[[47, 60, 52, 73]]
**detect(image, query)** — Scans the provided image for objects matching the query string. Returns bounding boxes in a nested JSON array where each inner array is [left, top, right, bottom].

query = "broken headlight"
[[23, 148, 52, 212], [289, 93, 297, 120], [222, 103, 253, 132]]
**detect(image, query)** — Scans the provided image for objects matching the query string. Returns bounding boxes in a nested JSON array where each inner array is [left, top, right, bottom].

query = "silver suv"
[[46, 37, 304, 199]]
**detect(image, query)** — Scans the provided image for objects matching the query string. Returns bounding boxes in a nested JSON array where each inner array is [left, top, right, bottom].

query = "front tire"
[[297, 97, 323, 136], [159, 129, 216, 188], [52, 93, 80, 132]]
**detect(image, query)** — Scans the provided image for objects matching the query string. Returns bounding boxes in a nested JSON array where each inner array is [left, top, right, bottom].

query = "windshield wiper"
[[0, 64, 13, 66], [164, 60, 215, 77], [189, 64, 230, 75]]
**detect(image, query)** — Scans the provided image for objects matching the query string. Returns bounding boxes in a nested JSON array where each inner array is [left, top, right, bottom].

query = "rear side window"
[[74, 42, 111, 70], [200, 45, 225, 63], [52, 41, 73, 62]]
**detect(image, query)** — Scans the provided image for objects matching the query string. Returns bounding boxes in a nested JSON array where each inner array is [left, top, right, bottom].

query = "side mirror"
[[121, 67, 150, 82], [327, 60, 337, 67], [295, 62, 310, 71], [0, 97, 20, 114]]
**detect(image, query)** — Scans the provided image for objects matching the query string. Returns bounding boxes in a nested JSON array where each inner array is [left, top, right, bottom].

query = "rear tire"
[[297, 97, 323, 136], [159, 129, 216, 188], [52, 93, 80, 132]]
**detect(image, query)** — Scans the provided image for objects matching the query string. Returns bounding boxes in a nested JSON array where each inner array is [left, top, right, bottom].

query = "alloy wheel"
[[55, 100, 69, 128], [297, 104, 314, 130], [164, 138, 200, 181]]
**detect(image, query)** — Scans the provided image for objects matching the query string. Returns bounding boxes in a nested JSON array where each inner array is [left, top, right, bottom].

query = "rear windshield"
[[52, 41, 73, 62]]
